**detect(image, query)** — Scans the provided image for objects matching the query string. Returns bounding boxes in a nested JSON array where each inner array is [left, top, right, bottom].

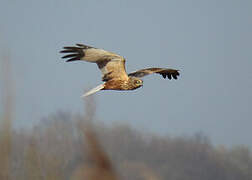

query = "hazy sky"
[[0, 0, 251, 147]]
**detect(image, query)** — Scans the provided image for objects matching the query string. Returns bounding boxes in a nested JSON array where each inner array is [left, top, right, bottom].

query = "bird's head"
[[129, 77, 143, 89]]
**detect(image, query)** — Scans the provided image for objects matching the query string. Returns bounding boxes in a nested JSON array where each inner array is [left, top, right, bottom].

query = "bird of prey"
[[60, 43, 180, 97]]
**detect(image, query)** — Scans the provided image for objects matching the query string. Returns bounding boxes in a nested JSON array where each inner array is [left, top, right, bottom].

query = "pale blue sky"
[[0, 0, 251, 147]]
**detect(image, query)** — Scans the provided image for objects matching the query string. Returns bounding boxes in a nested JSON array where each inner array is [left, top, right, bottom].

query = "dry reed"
[[72, 96, 118, 180], [0, 54, 13, 180]]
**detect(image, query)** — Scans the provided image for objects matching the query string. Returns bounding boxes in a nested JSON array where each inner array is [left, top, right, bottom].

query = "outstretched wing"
[[128, 68, 180, 80], [60, 44, 129, 81]]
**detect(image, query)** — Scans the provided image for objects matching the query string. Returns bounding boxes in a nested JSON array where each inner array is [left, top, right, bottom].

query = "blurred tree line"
[[0, 110, 251, 180]]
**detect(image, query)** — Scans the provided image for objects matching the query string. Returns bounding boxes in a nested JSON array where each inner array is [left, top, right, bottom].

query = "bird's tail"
[[81, 83, 105, 98]]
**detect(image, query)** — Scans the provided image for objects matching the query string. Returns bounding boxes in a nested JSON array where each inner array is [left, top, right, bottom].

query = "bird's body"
[[103, 77, 143, 91], [60, 43, 179, 97]]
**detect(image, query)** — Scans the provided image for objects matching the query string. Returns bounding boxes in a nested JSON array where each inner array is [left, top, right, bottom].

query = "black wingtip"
[[76, 43, 84, 47], [172, 74, 178, 79], [60, 49, 76, 53], [62, 54, 78, 59], [160, 69, 180, 80], [60, 44, 85, 62], [66, 57, 80, 62], [75, 43, 93, 49]]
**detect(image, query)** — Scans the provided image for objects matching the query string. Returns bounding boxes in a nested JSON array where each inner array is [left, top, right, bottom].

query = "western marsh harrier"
[[60, 43, 180, 97]]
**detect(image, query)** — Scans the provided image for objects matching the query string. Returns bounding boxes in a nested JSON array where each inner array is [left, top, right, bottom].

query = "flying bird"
[[60, 43, 180, 97]]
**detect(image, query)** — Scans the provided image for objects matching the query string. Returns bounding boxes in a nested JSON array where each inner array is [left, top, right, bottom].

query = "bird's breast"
[[104, 79, 134, 90]]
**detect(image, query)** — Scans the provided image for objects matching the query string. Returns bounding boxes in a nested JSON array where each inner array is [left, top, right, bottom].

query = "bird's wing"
[[60, 44, 129, 81], [128, 68, 180, 80]]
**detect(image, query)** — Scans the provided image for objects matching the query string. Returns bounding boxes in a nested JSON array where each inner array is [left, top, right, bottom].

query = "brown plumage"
[[60, 43, 180, 97]]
